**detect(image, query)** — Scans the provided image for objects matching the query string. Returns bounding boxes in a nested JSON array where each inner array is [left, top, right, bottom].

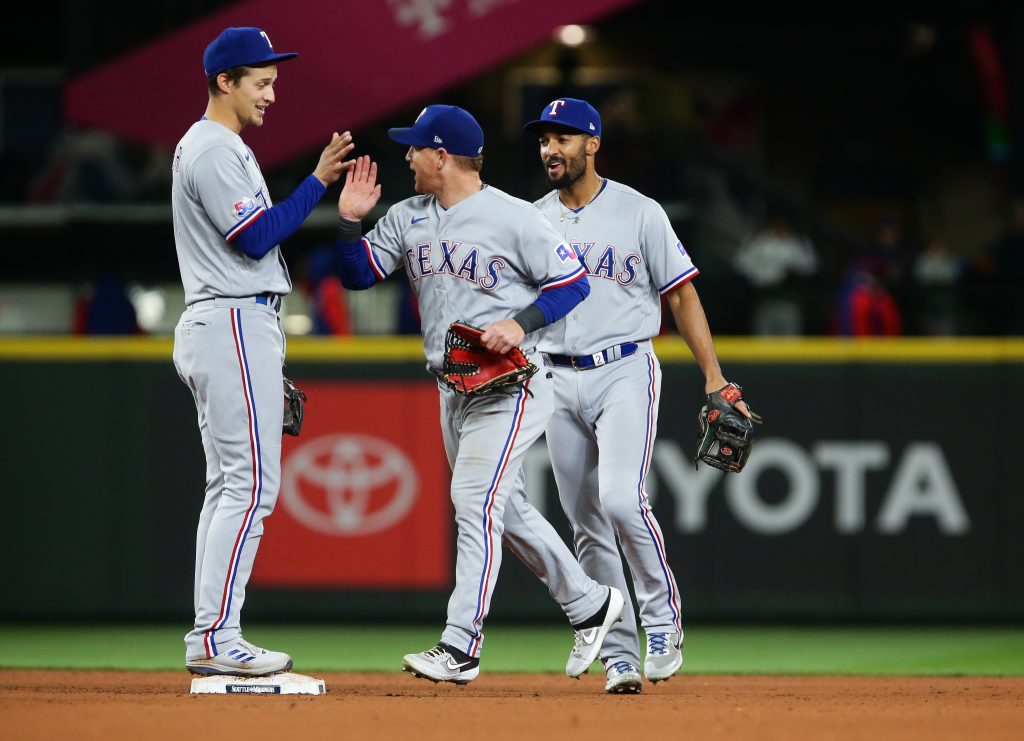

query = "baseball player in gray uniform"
[[172, 26, 354, 676], [524, 98, 751, 693], [333, 105, 624, 685]]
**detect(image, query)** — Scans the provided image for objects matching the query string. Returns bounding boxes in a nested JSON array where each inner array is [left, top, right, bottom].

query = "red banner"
[[63, 0, 642, 168], [252, 380, 451, 589]]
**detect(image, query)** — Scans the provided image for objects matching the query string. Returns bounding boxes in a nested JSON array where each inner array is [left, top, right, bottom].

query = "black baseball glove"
[[283, 376, 307, 436], [695, 382, 763, 473], [434, 321, 538, 396]]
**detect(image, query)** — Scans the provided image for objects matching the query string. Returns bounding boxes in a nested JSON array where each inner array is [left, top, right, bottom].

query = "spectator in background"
[[305, 246, 352, 335], [856, 215, 911, 315], [834, 261, 902, 336], [72, 266, 140, 335], [732, 211, 818, 334], [910, 234, 962, 335]]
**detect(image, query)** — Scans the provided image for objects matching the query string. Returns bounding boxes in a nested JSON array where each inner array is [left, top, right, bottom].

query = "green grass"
[[1, 624, 1022, 675]]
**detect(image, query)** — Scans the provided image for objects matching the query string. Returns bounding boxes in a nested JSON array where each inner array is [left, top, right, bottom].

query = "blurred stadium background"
[[1, 0, 1022, 654]]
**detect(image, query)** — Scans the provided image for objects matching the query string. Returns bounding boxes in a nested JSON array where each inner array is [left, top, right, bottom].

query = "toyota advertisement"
[[252, 381, 452, 589], [4, 356, 1021, 620]]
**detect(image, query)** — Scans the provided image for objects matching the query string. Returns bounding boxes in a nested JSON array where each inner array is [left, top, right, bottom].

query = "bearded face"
[[545, 143, 587, 189], [539, 131, 590, 190]]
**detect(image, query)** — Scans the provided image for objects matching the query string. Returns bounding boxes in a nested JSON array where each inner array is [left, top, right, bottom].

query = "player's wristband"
[[336, 217, 362, 242], [512, 305, 546, 334]]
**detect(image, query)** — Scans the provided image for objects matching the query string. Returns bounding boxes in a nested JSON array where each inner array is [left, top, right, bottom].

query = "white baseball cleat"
[[186, 638, 293, 677], [605, 660, 643, 694], [644, 631, 683, 682], [565, 586, 625, 677], [402, 644, 480, 685]]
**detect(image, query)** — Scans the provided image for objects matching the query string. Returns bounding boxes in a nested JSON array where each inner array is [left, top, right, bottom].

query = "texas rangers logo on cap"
[[524, 97, 602, 137], [203, 26, 299, 78]]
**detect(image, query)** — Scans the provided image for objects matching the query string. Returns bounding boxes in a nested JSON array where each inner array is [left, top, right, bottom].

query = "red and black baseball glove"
[[437, 321, 538, 396], [695, 382, 763, 472]]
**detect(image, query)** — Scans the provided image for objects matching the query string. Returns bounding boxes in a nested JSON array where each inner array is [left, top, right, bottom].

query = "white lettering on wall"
[[521, 438, 970, 536]]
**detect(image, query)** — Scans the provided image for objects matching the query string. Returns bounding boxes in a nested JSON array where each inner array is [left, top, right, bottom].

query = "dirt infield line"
[[2, 670, 1022, 740]]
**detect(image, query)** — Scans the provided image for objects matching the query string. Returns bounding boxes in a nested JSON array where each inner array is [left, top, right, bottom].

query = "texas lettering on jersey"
[[569, 241, 641, 286], [404, 239, 509, 289]]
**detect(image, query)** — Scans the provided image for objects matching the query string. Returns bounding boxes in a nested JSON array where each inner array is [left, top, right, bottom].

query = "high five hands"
[[338, 155, 382, 222], [313, 132, 357, 187]]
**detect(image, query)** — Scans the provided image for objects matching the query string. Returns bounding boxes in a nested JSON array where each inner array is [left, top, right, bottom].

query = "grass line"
[[1, 625, 1021, 675]]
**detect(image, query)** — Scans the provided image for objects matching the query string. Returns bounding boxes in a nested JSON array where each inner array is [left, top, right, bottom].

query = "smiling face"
[[537, 127, 593, 190], [219, 64, 278, 131]]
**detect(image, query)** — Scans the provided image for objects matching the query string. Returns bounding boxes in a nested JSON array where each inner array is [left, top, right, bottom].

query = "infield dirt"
[[2, 670, 1022, 740]]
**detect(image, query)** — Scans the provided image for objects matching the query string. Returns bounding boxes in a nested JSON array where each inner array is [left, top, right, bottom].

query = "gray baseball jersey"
[[172, 118, 291, 663], [362, 185, 585, 369], [536, 178, 697, 355], [360, 184, 608, 657], [172, 119, 291, 305], [535, 178, 691, 672]]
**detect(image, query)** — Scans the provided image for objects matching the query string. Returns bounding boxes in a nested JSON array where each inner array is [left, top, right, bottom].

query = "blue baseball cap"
[[524, 98, 602, 137], [388, 105, 484, 157], [203, 27, 298, 78]]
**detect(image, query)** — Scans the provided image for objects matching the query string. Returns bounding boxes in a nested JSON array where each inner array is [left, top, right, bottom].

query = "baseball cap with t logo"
[[524, 97, 602, 137], [203, 27, 298, 78]]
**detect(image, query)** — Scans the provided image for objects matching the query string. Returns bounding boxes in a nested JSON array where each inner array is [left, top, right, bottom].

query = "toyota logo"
[[281, 434, 418, 536]]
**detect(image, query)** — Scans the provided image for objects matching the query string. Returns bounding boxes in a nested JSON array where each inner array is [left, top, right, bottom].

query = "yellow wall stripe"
[[1, 335, 1023, 363]]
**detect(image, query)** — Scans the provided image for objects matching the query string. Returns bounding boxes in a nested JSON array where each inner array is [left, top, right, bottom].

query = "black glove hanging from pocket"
[[283, 376, 307, 436]]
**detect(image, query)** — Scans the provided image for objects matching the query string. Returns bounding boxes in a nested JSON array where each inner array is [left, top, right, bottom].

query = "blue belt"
[[191, 294, 281, 312], [545, 342, 640, 370], [254, 294, 282, 311]]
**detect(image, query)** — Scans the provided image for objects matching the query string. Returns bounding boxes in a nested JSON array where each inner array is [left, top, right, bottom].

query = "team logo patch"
[[555, 243, 578, 263], [676, 241, 688, 257], [233, 197, 258, 219]]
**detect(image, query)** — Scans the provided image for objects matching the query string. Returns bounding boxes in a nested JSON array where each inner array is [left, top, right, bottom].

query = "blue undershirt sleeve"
[[516, 275, 590, 331], [335, 239, 380, 290], [231, 175, 326, 259]]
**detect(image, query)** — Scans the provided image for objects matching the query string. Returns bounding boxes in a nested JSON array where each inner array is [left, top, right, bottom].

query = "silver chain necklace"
[[559, 179, 604, 222]]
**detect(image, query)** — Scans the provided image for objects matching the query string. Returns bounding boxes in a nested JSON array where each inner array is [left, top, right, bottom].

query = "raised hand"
[[313, 131, 356, 187], [338, 155, 382, 222]]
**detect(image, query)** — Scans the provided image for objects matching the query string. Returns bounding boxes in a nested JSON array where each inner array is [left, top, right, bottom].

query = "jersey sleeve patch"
[[224, 200, 266, 242], [554, 242, 579, 264], [233, 197, 258, 219]]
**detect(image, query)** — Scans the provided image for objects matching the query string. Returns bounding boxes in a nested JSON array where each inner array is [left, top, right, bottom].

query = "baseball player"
[[333, 105, 625, 685], [524, 98, 751, 693], [171, 26, 355, 676]]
